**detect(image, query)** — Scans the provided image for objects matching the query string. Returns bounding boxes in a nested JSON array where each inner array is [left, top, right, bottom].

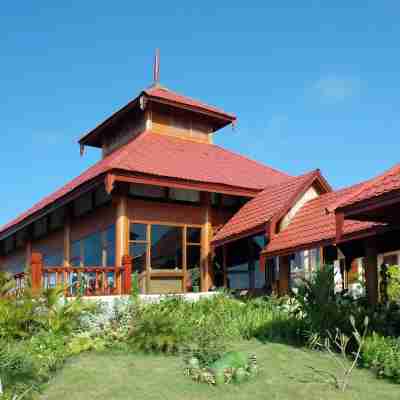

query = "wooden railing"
[[7, 253, 133, 297], [13, 272, 26, 296], [42, 266, 126, 297]]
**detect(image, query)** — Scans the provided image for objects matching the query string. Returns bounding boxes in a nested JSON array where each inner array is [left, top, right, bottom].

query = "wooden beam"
[[335, 212, 344, 243], [278, 255, 291, 296], [364, 239, 378, 305]]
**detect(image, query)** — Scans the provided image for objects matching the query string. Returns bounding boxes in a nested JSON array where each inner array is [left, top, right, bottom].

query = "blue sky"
[[1, 1, 399, 225]]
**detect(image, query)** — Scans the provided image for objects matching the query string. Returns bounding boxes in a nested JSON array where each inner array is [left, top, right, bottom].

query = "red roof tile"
[[0, 131, 289, 237], [144, 85, 236, 121], [332, 163, 400, 211], [264, 184, 378, 256], [212, 170, 327, 245]]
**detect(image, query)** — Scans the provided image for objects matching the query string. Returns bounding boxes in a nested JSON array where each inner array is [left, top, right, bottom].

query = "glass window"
[[44, 250, 63, 267], [130, 183, 166, 199], [130, 223, 147, 241], [151, 225, 183, 270], [187, 245, 201, 270], [169, 188, 200, 203], [221, 195, 238, 207], [187, 227, 201, 244], [130, 243, 147, 273], [105, 225, 115, 266], [71, 241, 82, 267], [84, 232, 102, 266]]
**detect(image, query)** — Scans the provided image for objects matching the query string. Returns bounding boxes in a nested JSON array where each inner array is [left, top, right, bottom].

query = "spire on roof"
[[153, 48, 160, 85]]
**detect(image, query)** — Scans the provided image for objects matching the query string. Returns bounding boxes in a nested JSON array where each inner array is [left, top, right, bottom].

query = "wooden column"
[[115, 194, 129, 267], [278, 255, 290, 296], [63, 213, 71, 267], [122, 255, 132, 295], [365, 240, 378, 305], [200, 192, 213, 292], [114, 191, 129, 294], [31, 252, 43, 295]]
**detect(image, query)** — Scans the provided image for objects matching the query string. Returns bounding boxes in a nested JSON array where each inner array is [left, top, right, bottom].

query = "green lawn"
[[41, 341, 398, 400]]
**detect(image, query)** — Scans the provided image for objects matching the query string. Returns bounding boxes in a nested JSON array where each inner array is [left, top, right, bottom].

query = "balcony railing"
[[8, 253, 132, 297]]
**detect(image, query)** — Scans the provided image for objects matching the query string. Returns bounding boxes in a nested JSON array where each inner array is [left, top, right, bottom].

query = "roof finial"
[[153, 48, 160, 85]]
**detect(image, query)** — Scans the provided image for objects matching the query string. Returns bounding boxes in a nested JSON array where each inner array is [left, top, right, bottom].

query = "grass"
[[40, 341, 399, 400]]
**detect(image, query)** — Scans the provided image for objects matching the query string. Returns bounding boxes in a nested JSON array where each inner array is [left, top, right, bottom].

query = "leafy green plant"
[[387, 265, 400, 302], [361, 333, 400, 383]]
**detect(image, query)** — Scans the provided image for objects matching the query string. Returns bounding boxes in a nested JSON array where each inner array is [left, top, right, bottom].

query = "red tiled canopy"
[[212, 170, 330, 246], [263, 183, 379, 256], [332, 163, 400, 212], [0, 131, 289, 238]]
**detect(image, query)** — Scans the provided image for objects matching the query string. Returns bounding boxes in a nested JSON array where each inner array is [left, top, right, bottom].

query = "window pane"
[[228, 272, 249, 290], [130, 223, 147, 241], [169, 188, 200, 203], [187, 245, 201, 270], [44, 250, 63, 267], [129, 243, 147, 273], [106, 225, 115, 266], [130, 183, 165, 199], [71, 241, 81, 267], [151, 225, 183, 270], [83, 232, 102, 266], [187, 227, 201, 244]]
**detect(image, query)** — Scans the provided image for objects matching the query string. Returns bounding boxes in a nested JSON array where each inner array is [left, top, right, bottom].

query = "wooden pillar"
[[31, 252, 43, 295], [278, 255, 290, 296], [114, 191, 129, 294], [115, 194, 128, 267], [122, 255, 132, 295], [201, 192, 213, 292], [63, 213, 71, 267], [365, 240, 378, 305]]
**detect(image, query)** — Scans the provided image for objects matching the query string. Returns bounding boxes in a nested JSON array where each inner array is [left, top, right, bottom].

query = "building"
[[1, 71, 399, 302]]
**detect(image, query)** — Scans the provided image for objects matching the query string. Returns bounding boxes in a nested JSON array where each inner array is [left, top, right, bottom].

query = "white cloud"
[[313, 76, 360, 103]]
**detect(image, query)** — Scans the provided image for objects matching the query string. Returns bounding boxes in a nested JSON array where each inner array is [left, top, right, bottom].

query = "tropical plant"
[[387, 265, 400, 302]]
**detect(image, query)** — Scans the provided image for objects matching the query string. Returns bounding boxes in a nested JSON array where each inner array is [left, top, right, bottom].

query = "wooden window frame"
[[129, 221, 202, 277]]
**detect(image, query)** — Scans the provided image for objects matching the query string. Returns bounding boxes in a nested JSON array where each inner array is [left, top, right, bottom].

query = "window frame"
[[129, 220, 202, 274]]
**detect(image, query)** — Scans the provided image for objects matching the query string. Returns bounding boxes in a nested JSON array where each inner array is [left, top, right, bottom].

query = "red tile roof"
[[143, 85, 236, 121], [263, 184, 379, 256], [212, 170, 327, 245], [332, 163, 400, 212], [0, 131, 289, 237]]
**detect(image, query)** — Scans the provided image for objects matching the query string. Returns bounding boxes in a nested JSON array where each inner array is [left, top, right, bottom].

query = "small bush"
[[361, 333, 400, 383]]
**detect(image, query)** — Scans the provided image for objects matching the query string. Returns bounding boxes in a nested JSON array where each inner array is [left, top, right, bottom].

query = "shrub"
[[361, 333, 400, 383], [387, 265, 400, 302]]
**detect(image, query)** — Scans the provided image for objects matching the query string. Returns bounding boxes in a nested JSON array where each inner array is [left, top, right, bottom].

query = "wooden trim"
[[212, 224, 266, 248], [336, 212, 344, 242], [149, 271, 184, 278], [109, 171, 260, 198], [201, 192, 212, 291], [0, 176, 105, 241], [338, 189, 400, 219]]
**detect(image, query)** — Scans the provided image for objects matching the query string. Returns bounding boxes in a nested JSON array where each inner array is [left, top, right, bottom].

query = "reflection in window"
[[130, 223, 147, 241], [84, 232, 102, 266], [169, 188, 200, 203], [187, 227, 201, 244], [70, 224, 115, 267], [44, 250, 63, 267], [151, 225, 183, 270], [130, 183, 165, 199], [130, 243, 147, 273], [187, 245, 201, 270]]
